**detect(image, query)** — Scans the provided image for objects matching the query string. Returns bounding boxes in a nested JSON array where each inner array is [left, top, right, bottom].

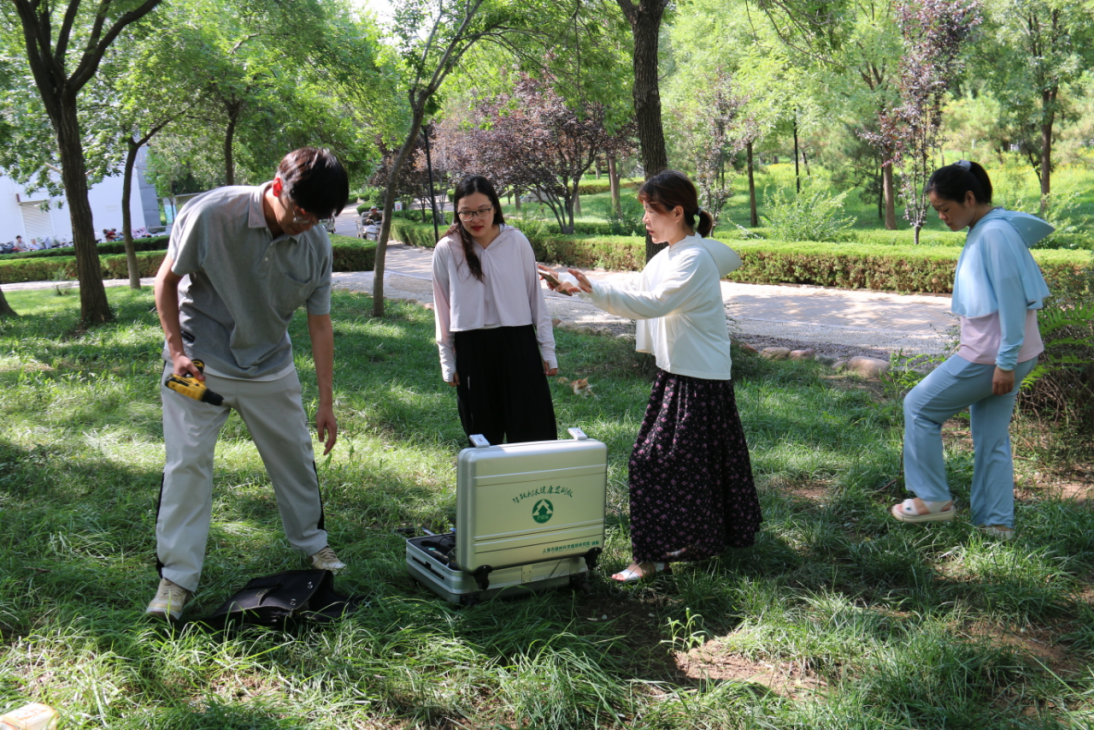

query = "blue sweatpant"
[[903, 355, 1036, 528]]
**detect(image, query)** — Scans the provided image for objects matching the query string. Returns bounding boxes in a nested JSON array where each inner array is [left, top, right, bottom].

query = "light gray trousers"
[[157, 366, 328, 592]]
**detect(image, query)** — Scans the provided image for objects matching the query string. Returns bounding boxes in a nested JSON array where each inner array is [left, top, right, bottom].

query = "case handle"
[[567, 427, 588, 441], [469, 434, 491, 448]]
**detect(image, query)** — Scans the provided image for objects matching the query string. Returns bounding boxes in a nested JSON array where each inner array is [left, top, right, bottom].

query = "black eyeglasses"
[[456, 206, 493, 221], [284, 193, 333, 228]]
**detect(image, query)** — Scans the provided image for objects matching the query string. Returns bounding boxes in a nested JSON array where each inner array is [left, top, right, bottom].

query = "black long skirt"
[[453, 325, 557, 446], [628, 369, 761, 563]]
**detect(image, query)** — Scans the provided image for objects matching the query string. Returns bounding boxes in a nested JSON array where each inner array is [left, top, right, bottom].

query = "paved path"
[[8, 225, 957, 357], [332, 243, 957, 356]]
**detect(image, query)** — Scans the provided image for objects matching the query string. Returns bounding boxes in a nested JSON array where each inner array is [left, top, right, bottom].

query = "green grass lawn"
[[0, 287, 1090, 728]]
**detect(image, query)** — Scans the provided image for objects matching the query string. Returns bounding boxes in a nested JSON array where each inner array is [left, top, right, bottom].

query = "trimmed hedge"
[[330, 235, 376, 272], [724, 240, 1091, 300], [392, 218, 640, 244], [389, 218, 1092, 300], [575, 179, 641, 195], [1, 236, 171, 260], [0, 235, 376, 285]]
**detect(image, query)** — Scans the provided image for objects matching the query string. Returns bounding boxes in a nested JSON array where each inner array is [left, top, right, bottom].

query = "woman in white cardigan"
[[432, 175, 558, 446], [543, 170, 762, 582]]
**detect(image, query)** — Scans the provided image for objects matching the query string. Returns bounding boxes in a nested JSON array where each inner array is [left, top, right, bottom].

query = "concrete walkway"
[[8, 224, 957, 357], [335, 243, 957, 356]]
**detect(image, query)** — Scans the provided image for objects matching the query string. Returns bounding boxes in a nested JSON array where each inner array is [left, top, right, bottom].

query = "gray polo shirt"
[[164, 183, 332, 380]]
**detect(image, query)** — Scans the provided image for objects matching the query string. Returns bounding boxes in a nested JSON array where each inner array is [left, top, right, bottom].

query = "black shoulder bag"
[[189, 569, 365, 630]]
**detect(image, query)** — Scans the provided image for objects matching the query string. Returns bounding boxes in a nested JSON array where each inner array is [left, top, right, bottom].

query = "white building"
[[0, 147, 161, 246]]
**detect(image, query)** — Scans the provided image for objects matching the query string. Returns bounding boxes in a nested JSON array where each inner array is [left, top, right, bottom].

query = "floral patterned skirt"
[[628, 369, 762, 563]]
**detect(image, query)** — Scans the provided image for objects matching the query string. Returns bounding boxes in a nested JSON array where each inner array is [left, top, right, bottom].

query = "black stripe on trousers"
[[154, 462, 328, 578]]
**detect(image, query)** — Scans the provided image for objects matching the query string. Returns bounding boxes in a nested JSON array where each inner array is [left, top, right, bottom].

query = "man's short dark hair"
[[277, 148, 349, 221]]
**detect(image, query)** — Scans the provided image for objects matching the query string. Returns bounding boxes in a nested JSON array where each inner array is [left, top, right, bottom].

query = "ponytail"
[[689, 209, 714, 238], [639, 170, 715, 237], [926, 160, 993, 205]]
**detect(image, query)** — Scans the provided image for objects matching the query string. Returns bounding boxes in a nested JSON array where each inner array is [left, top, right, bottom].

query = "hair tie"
[[955, 160, 972, 170]]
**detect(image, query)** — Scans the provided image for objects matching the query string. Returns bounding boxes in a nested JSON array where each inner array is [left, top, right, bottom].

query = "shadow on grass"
[[0, 287, 1090, 728]]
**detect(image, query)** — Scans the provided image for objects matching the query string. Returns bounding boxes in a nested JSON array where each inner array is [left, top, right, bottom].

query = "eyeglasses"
[[457, 206, 493, 221], [285, 195, 333, 228]]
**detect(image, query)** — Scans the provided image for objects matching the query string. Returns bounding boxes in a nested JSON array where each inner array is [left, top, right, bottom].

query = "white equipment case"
[[406, 428, 607, 605]]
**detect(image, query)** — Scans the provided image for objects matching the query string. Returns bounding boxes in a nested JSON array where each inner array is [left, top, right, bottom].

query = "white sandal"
[[977, 524, 1016, 540], [611, 562, 669, 583], [891, 498, 956, 523]]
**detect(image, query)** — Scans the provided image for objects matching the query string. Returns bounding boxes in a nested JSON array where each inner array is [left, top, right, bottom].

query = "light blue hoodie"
[[951, 208, 1052, 370]]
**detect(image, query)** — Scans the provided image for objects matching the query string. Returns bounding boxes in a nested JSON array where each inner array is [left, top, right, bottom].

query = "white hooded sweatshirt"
[[587, 234, 742, 380]]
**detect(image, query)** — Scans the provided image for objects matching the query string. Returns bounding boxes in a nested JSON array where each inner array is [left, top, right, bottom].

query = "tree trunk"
[[746, 140, 758, 227], [877, 166, 884, 219], [1039, 88, 1055, 216], [58, 102, 113, 324], [515, 189, 521, 212], [574, 189, 581, 216], [373, 104, 427, 317], [882, 163, 897, 230], [914, 224, 921, 246], [0, 288, 17, 318], [608, 153, 621, 216], [224, 103, 242, 186], [122, 138, 143, 290], [793, 115, 801, 193], [617, 0, 670, 261]]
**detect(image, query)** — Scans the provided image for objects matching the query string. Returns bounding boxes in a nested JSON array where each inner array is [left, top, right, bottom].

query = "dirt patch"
[[960, 620, 1088, 678], [760, 476, 831, 503], [0, 360, 54, 374], [819, 373, 891, 402], [674, 640, 826, 699], [1022, 481, 1094, 503]]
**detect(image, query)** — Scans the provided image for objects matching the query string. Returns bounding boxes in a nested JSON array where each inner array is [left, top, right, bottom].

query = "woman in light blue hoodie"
[[892, 161, 1051, 539]]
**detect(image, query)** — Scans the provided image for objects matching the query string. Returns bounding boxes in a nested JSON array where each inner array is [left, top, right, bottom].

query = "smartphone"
[[538, 269, 562, 287]]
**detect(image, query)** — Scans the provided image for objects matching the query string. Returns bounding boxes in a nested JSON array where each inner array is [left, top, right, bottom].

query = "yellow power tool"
[[165, 359, 224, 406]]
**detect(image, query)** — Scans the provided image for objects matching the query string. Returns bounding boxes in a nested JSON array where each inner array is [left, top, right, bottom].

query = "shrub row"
[[724, 240, 1091, 301], [575, 178, 641, 195], [393, 217, 641, 243], [359, 180, 640, 215], [330, 235, 377, 272], [390, 219, 1091, 300], [0, 235, 375, 286], [1, 236, 171, 260]]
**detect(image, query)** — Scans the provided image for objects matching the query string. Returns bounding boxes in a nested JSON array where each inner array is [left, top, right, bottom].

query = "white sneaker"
[[310, 546, 346, 571], [146, 578, 191, 621]]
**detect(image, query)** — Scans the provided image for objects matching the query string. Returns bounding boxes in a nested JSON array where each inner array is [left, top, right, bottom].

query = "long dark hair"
[[925, 160, 993, 205], [443, 175, 505, 281], [638, 170, 713, 238]]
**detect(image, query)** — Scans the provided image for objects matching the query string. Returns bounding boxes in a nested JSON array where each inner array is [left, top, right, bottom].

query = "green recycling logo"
[[531, 499, 554, 524]]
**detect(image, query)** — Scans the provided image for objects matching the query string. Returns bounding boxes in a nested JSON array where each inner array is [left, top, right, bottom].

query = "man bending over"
[[148, 147, 349, 621]]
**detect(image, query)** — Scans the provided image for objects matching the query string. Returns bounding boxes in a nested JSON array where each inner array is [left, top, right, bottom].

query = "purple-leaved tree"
[[868, 0, 982, 244], [456, 74, 634, 234]]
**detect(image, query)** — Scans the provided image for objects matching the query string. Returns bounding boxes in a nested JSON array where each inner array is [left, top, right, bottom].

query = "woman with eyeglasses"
[[431, 175, 558, 446]]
